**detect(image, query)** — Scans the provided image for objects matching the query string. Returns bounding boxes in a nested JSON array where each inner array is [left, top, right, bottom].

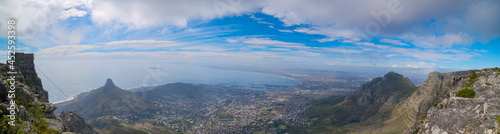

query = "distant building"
[[9, 52, 35, 70]]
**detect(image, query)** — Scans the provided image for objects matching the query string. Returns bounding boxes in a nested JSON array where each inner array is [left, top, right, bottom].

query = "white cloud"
[[99, 40, 187, 50], [0, 0, 89, 38], [401, 33, 473, 48], [261, 0, 500, 44], [321, 48, 362, 54], [391, 62, 437, 69], [379, 39, 409, 46], [390, 47, 474, 61], [60, 8, 88, 20], [228, 37, 307, 49], [226, 38, 239, 43], [104, 40, 176, 45], [353, 42, 389, 49], [294, 27, 362, 42], [278, 29, 293, 33], [37, 45, 93, 57], [89, 0, 264, 28]]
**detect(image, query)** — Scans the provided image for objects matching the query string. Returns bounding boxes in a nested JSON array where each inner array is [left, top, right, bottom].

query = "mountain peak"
[[383, 71, 405, 80], [104, 78, 116, 88]]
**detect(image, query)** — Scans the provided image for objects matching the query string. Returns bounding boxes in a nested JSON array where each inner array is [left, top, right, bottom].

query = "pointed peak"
[[104, 78, 116, 88], [384, 71, 403, 77]]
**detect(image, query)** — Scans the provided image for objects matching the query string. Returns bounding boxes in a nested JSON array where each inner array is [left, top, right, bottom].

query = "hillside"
[[305, 72, 417, 133], [145, 82, 204, 100]]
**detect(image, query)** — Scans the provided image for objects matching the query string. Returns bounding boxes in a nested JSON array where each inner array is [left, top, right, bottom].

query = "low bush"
[[456, 88, 475, 98]]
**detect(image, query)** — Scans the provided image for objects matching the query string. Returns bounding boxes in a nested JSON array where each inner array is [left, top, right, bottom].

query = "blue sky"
[[1, 0, 499, 77]]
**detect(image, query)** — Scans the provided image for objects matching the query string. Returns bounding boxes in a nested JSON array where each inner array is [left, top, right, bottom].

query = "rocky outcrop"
[[60, 111, 99, 134], [413, 68, 500, 133]]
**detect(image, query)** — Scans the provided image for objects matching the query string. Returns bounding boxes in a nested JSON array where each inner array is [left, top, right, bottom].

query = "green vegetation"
[[278, 125, 287, 129], [456, 73, 479, 98], [464, 73, 478, 88], [253, 131, 266, 134], [456, 87, 475, 98], [432, 102, 439, 107], [1, 98, 58, 134], [421, 115, 427, 120], [495, 67, 500, 77], [497, 116, 500, 125], [305, 95, 345, 118], [117, 124, 149, 134], [485, 82, 492, 85], [413, 128, 420, 134], [18, 84, 24, 87], [215, 110, 233, 119]]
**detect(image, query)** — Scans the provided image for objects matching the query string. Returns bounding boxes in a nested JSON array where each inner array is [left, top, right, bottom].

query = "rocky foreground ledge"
[[409, 68, 500, 134]]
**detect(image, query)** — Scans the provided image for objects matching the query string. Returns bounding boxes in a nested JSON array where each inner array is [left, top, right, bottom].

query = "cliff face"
[[0, 63, 96, 134], [413, 68, 500, 133]]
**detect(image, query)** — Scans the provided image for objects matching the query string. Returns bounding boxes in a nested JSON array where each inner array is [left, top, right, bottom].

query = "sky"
[[0, 0, 499, 101]]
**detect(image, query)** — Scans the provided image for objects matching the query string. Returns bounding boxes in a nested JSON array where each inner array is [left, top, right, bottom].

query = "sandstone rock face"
[[414, 68, 500, 134]]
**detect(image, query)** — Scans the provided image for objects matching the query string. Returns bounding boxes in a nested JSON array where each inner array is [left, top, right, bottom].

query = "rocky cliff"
[[0, 63, 96, 134]]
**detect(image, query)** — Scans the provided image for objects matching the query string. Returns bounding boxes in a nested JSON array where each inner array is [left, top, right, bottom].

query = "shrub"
[[413, 128, 420, 134], [464, 73, 478, 87], [18, 84, 24, 87], [456, 88, 475, 98], [497, 116, 500, 124]]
